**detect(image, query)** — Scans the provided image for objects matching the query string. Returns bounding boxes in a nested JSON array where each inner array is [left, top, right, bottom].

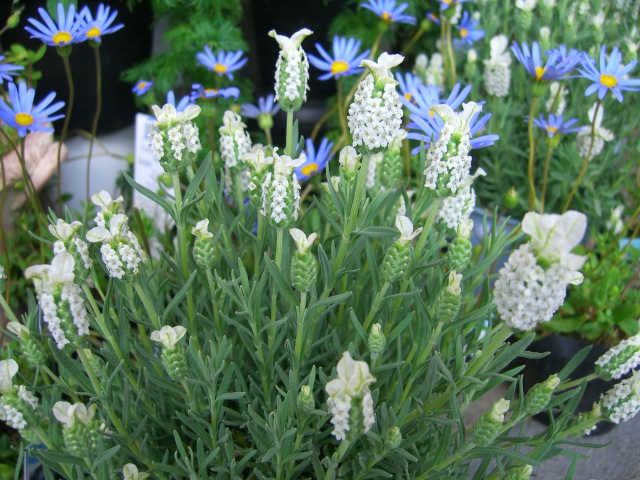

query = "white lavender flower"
[[424, 102, 481, 197], [289, 228, 318, 254], [244, 145, 275, 207], [25, 252, 90, 349], [149, 103, 202, 172], [53, 401, 100, 457], [261, 149, 305, 227], [348, 53, 404, 153], [0, 360, 38, 431], [595, 332, 640, 380], [123, 464, 150, 480], [600, 370, 640, 424], [576, 104, 614, 159], [413, 53, 444, 87], [269, 28, 313, 112], [606, 205, 625, 235], [338, 146, 362, 183], [325, 351, 376, 441], [150, 325, 187, 349], [49, 219, 93, 275], [483, 35, 511, 97], [437, 168, 486, 230], [220, 110, 253, 196]]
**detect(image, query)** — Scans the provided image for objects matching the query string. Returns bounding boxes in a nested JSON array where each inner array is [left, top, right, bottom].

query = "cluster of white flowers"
[[0, 360, 38, 431], [261, 149, 304, 227], [601, 370, 640, 423], [437, 168, 486, 230], [149, 103, 202, 172], [606, 205, 625, 235], [577, 104, 614, 158], [348, 53, 404, 153], [494, 211, 587, 331], [49, 219, 93, 273], [220, 111, 253, 196], [493, 244, 573, 331], [483, 35, 511, 97], [25, 252, 90, 349], [86, 192, 145, 280], [325, 352, 376, 441], [269, 28, 312, 111], [424, 103, 480, 196]]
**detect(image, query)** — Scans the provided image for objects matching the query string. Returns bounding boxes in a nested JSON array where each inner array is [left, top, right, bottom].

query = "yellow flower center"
[[403, 92, 413, 102], [86, 27, 102, 38], [15, 112, 34, 126], [460, 27, 469, 38], [429, 109, 435, 118], [443, 0, 452, 4], [535, 66, 546, 80], [600, 73, 618, 88], [137, 81, 148, 90], [213, 63, 228, 74], [381, 11, 393, 23], [301, 163, 319, 177], [545, 125, 558, 135], [52, 31, 72, 45], [331, 60, 349, 75]]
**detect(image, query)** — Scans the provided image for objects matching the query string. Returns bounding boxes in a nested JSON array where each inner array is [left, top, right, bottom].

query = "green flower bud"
[[446, 219, 473, 272], [320, 177, 341, 221], [14, 180, 24, 191], [472, 398, 509, 447], [380, 131, 405, 188], [381, 242, 411, 283], [504, 186, 519, 209], [158, 173, 173, 188], [161, 347, 189, 382], [290, 229, 318, 292], [524, 374, 560, 414], [257, 113, 274, 131], [504, 465, 533, 480], [539, 3, 552, 25], [191, 219, 216, 269], [518, 10, 532, 34], [339, 146, 362, 184], [368, 323, 386, 360], [7, 10, 21, 29], [297, 385, 315, 415], [291, 251, 317, 292], [383, 426, 402, 449], [531, 80, 549, 98], [22, 338, 47, 367], [435, 272, 462, 323]]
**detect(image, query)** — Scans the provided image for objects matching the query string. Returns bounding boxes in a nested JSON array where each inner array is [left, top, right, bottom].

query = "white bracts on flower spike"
[[515, 0, 537, 11], [395, 215, 423, 244], [595, 332, 640, 380], [437, 167, 486, 230], [424, 103, 480, 197], [7, 322, 29, 340], [261, 149, 305, 227], [484, 35, 511, 97], [150, 104, 201, 172], [52, 401, 97, 428], [338, 146, 362, 181], [219, 111, 252, 169], [0, 359, 18, 394], [150, 325, 187, 349], [521, 211, 587, 283], [191, 219, 213, 240], [49, 219, 82, 242], [269, 28, 313, 112], [290, 228, 318, 253], [123, 464, 150, 480], [348, 53, 404, 153], [446, 271, 463, 296], [326, 351, 376, 441]]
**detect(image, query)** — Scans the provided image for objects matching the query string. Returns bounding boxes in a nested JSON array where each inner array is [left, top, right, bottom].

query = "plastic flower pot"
[[522, 334, 617, 435]]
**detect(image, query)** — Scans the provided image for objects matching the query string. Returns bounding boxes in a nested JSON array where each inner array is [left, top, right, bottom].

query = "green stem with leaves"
[[526, 97, 539, 210], [85, 44, 102, 204], [57, 51, 75, 212]]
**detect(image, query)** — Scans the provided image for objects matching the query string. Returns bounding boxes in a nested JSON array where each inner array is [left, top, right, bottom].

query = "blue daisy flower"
[[295, 138, 335, 181], [546, 45, 581, 63], [361, 0, 417, 25], [132, 80, 153, 96], [454, 11, 485, 48], [578, 46, 640, 102], [426, 12, 441, 25], [395, 71, 424, 104], [190, 84, 240, 102], [76, 4, 124, 43], [404, 83, 497, 152], [440, 0, 474, 11], [511, 41, 579, 81], [241, 95, 280, 119], [308, 37, 370, 81], [196, 47, 248, 80], [0, 56, 23, 84], [532, 114, 581, 137], [0, 81, 65, 137], [166, 90, 193, 112], [25, 3, 83, 47]]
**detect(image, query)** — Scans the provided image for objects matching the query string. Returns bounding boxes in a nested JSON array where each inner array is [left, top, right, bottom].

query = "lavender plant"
[[3, 11, 640, 477]]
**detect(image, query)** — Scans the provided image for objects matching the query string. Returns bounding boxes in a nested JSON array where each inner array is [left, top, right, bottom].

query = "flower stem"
[[172, 172, 196, 329], [539, 143, 555, 213], [294, 291, 307, 366], [526, 96, 539, 210], [336, 79, 349, 144], [57, 53, 75, 213], [206, 269, 222, 336], [286, 110, 295, 156], [363, 281, 390, 333], [85, 45, 102, 204], [563, 100, 601, 213], [445, 19, 457, 88]]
